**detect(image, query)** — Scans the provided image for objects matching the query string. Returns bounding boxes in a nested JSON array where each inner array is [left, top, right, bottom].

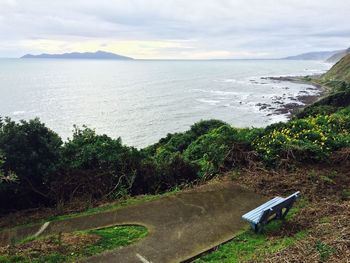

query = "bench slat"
[[242, 197, 283, 217], [244, 198, 285, 223], [242, 197, 283, 223], [242, 191, 300, 227], [243, 200, 282, 222]]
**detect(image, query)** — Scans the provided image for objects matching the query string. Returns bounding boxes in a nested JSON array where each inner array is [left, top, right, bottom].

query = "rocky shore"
[[257, 75, 326, 118]]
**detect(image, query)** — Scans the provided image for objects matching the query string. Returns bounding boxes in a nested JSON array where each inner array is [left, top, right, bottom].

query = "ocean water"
[[0, 59, 331, 148]]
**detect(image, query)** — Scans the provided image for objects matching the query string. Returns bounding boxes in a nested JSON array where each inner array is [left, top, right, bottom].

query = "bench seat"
[[242, 191, 300, 233], [242, 196, 284, 224]]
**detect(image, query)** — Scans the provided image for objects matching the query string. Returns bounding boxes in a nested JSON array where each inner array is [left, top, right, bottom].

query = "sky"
[[0, 0, 349, 59]]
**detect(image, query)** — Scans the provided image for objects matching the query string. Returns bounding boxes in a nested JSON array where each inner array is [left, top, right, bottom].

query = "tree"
[[0, 117, 62, 210]]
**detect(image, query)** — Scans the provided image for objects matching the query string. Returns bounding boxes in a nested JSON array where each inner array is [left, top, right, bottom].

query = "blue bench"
[[242, 191, 300, 233]]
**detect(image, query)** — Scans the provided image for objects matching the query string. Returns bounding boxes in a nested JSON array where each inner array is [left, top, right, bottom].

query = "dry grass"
[[0, 232, 100, 259], [264, 202, 350, 263], [234, 163, 350, 202], [229, 161, 350, 262]]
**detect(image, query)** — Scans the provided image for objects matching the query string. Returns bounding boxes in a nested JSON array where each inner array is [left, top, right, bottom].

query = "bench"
[[242, 191, 300, 233]]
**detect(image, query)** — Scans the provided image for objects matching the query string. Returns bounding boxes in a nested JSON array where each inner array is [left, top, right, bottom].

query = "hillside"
[[326, 47, 350, 63], [323, 53, 350, 83], [283, 49, 342, 60], [21, 50, 133, 60]]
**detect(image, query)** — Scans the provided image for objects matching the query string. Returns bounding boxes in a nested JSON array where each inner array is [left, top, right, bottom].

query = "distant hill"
[[326, 47, 350, 63], [323, 53, 350, 83], [21, 51, 133, 60], [283, 50, 343, 60]]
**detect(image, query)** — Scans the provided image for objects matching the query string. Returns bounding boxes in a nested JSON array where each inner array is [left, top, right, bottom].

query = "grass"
[[0, 225, 148, 263], [315, 240, 336, 262], [50, 190, 179, 222], [196, 207, 307, 263], [76, 225, 148, 258]]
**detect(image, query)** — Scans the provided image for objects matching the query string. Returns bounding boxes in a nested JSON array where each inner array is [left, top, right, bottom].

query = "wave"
[[196, 98, 221, 105], [13, 111, 26, 116]]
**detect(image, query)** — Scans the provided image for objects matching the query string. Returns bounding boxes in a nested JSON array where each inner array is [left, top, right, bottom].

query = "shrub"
[[296, 105, 340, 119], [184, 125, 238, 178], [0, 118, 62, 210], [62, 126, 126, 170], [57, 126, 144, 202], [189, 119, 227, 137], [254, 109, 350, 164], [0, 152, 5, 183], [0, 152, 17, 186], [156, 152, 199, 191], [143, 119, 227, 157]]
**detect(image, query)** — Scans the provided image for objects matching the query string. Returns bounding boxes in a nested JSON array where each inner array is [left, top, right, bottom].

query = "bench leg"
[[276, 210, 283, 219], [250, 223, 256, 232], [250, 223, 263, 233], [250, 223, 259, 233], [281, 206, 291, 219]]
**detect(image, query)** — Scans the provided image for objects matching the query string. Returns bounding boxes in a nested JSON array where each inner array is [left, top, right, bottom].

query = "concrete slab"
[[0, 181, 265, 263]]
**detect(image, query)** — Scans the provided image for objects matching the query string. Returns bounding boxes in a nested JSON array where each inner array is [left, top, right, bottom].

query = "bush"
[[3, 105, 350, 213], [254, 109, 350, 164], [156, 152, 199, 191], [0, 118, 62, 211], [297, 90, 350, 118], [143, 119, 227, 156], [184, 125, 238, 178], [62, 126, 126, 170], [0, 152, 17, 187], [0, 152, 5, 182], [189, 119, 227, 137], [57, 126, 144, 202]]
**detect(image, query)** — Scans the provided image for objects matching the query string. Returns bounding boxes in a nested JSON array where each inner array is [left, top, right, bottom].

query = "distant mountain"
[[326, 47, 350, 63], [283, 50, 343, 60], [21, 51, 133, 60], [323, 53, 350, 83]]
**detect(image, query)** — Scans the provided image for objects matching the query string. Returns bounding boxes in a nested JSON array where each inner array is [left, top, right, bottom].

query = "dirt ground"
[[232, 160, 350, 262], [0, 232, 100, 260]]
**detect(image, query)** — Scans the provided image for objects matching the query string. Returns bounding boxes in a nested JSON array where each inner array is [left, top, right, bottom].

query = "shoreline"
[[261, 75, 328, 118]]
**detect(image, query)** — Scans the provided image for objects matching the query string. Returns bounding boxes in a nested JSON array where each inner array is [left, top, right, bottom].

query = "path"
[[0, 181, 265, 263]]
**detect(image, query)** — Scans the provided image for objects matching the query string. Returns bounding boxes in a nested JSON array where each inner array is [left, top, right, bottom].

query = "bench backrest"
[[259, 191, 300, 223]]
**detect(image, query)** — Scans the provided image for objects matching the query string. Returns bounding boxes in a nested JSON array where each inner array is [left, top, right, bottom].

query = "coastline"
[[261, 75, 328, 118]]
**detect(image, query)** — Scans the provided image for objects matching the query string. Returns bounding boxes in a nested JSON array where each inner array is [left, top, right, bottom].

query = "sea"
[[0, 59, 331, 148]]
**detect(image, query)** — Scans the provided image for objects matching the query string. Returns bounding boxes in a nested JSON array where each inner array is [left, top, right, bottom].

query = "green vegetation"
[[2, 104, 350, 213], [0, 225, 147, 263], [0, 50, 349, 222], [0, 118, 62, 210], [196, 208, 306, 262], [314, 240, 336, 262], [197, 230, 306, 263], [84, 225, 147, 252], [297, 54, 350, 119], [255, 108, 350, 164], [0, 152, 17, 185], [323, 53, 350, 83]]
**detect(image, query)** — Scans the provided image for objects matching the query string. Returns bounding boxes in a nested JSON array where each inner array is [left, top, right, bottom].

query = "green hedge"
[[2, 105, 350, 212]]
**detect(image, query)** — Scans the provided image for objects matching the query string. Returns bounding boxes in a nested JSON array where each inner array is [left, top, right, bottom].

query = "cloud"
[[0, 0, 349, 58]]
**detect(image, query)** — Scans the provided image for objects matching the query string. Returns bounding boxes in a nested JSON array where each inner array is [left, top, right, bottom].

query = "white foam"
[[13, 111, 26, 116], [196, 98, 221, 105]]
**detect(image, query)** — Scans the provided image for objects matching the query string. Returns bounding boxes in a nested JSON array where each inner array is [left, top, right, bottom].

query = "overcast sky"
[[0, 0, 349, 59]]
